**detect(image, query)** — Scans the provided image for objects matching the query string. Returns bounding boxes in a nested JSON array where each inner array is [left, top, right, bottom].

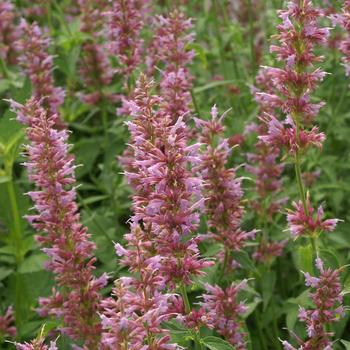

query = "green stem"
[[0, 58, 9, 79], [217, 248, 229, 284], [254, 309, 268, 350], [294, 151, 307, 212], [6, 179, 23, 264], [179, 282, 191, 314], [190, 89, 200, 117]]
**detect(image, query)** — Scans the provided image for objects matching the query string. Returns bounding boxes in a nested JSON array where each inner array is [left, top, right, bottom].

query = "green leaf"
[[341, 339, 350, 349], [74, 139, 101, 178], [261, 270, 276, 311], [233, 250, 260, 276], [294, 244, 314, 274], [244, 297, 262, 319], [193, 80, 237, 94], [0, 266, 14, 281], [163, 320, 193, 343], [201, 336, 235, 350], [19, 253, 47, 273]]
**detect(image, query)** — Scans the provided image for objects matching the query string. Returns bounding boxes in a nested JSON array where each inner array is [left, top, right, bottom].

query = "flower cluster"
[[150, 11, 195, 122], [0, 306, 16, 339], [11, 98, 106, 350], [259, 0, 330, 153], [282, 258, 345, 349], [15, 331, 57, 350], [17, 21, 64, 122], [287, 193, 339, 238], [78, 0, 114, 104], [0, 1, 21, 66], [201, 281, 248, 349], [196, 106, 256, 265], [102, 75, 211, 348], [331, 1, 350, 76], [247, 69, 288, 263], [106, 0, 149, 78]]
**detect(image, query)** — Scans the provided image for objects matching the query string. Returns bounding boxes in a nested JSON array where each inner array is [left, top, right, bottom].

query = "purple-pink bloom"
[[11, 98, 106, 350], [106, 0, 149, 78], [283, 258, 345, 349], [201, 281, 248, 349], [259, 0, 329, 150], [15, 333, 57, 350], [0, 306, 16, 339], [287, 193, 339, 238], [331, 1, 350, 76], [78, 0, 115, 105], [149, 10, 195, 123], [196, 106, 256, 256], [17, 21, 64, 124], [0, 1, 21, 65]]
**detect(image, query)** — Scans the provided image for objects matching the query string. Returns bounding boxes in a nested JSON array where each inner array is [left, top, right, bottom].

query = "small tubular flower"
[[11, 98, 106, 350]]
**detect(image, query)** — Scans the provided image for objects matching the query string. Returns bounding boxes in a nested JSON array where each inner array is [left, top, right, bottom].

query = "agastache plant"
[[17, 21, 64, 123], [259, 0, 338, 252], [102, 75, 211, 348], [247, 68, 288, 263], [14, 328, 57, 350], [195, 106, 256, 275], [282, 258, 345, 349], [331, 0, 350, 76], [106, 0, 149, 81], [0, 306, 16, 340], [149, 10, 195, 123], [10, 98, 107, 350], [201, 281, 248, 349], [0, 1, 21, 67], [78, 0, 114, 105]]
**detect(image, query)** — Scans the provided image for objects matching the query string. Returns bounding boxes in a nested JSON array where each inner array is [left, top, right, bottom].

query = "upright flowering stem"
[[259, 0, 338, 254], [10, 98, 106, 350], [18, 21, 64, 124], [196, 106, 256, 279], [149, 10, 195, 123], [248, 69, 287, 264], [106, 0, 149, 87], [282, 258, 345, 349], [331, 1, 350, 77], [0, 1, 21, 70]]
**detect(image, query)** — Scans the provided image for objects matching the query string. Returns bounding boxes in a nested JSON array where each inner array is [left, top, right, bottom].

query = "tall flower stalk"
[[149, 10, 195, 123], [102, 75, 211, 348], [10, 98, 106, 350], [78, 0, 114, 105], [331, 1, 350, 77], [259, 0, 338, 254], [247, 68, 288, 263], [18, 21, 64, 124], [106, 0, 149, 86], [282, 258, 345, 349], [0, 1, 21, 69], [196, 106, 256, 277]]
